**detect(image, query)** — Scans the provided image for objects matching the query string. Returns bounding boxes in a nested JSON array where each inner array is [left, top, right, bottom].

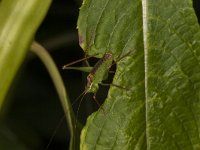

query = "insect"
[[80, 52, 113, 103], [63, 51, 130, 116], [66, 52, 115, 125]]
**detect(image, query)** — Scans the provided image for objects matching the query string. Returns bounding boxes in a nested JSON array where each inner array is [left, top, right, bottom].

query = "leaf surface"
[[78, 0, 200, 149]]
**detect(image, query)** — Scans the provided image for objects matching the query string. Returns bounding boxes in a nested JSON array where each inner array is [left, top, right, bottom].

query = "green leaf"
[[0, 0, 52, 110], [78, 0, 200, 149]]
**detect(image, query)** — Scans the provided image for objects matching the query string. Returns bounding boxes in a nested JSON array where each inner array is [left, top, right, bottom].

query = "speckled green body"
[[85, 52, 113, 93]]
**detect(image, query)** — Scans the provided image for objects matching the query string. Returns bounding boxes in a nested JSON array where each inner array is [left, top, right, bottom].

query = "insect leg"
[[92, 93, 106, 115], [100, 83, 128, 91]]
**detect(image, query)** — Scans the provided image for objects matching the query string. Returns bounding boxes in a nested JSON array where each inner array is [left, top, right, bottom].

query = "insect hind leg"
[[100, 83, 128, 91], [92, 93, 106, 115]]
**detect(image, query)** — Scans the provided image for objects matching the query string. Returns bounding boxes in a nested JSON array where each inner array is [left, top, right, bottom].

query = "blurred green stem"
[[30, 41, 76, 149]]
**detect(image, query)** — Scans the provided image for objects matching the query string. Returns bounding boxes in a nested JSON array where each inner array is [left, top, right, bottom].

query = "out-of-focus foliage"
[[0, 0, 51, 110]]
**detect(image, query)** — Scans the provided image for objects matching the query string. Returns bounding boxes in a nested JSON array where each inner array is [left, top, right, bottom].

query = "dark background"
[[1, 0, 200, 150]]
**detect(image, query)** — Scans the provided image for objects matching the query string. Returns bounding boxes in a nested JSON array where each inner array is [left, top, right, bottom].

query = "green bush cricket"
[[64, 52, 114, 128], [63, 51, 131, 122], [81, 52, 113, 101], [63, 51, 130, 107]]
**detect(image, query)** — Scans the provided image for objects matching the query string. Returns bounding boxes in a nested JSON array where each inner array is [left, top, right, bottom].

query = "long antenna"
[[74, 90, 88, 129], [44, 116, 65, 150]]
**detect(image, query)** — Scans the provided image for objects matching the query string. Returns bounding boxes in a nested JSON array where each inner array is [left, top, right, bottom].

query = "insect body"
[[64, 50, 132, 111], [71, 52, 114, 111], [63, 51, 129, 104], [64, 52, 114, 128], [85, 52, 113, 94]]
